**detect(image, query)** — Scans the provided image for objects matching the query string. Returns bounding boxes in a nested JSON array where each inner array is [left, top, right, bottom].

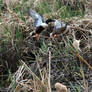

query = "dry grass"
[[7, 59, 51, 92], [2, 13, 92, 91], [0, 0, 92, 92]]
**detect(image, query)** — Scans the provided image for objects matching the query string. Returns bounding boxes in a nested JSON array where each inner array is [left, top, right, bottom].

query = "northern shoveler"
[[46, 19, 69, 38], [29, 8, 48, 40]]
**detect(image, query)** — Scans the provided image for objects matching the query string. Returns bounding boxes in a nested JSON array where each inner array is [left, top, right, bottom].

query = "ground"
[[0, 0, 92, 92]]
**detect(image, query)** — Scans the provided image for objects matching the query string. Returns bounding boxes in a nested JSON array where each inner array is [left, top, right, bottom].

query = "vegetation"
[[0, 0, 92, 92]]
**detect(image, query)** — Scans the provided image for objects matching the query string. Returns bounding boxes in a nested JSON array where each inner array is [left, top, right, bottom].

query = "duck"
[[28, 8, 48, 40], [46, 19, 69, 38]]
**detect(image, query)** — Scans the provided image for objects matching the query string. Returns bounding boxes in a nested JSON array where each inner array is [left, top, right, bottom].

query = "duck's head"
[[30, 24, 48, 40], [46, 19, 55, 24], [46, 19, 55, 28]]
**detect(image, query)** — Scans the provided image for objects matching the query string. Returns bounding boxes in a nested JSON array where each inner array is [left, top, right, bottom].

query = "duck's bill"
[[30, 32, 39, 40], [35, 34, 40, 40]]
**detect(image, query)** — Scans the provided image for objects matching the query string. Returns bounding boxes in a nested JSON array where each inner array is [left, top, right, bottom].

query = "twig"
[[70, 46, 92, 70], [76, 53, 92, 70], [48, 49, 51, 92]]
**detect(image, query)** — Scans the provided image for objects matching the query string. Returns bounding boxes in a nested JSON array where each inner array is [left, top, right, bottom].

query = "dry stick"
[[36, 57, 43, 80], [48, 50, 51, 92], [76, 53, 92, 70], [80, 63, 88, 92], [70, 46, 92, 70]]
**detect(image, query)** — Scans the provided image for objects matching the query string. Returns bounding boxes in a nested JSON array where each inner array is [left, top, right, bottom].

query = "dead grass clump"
[[8, 60, 52, 92], [33, 0, 41, 10], [55, 82, 67, 92]]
